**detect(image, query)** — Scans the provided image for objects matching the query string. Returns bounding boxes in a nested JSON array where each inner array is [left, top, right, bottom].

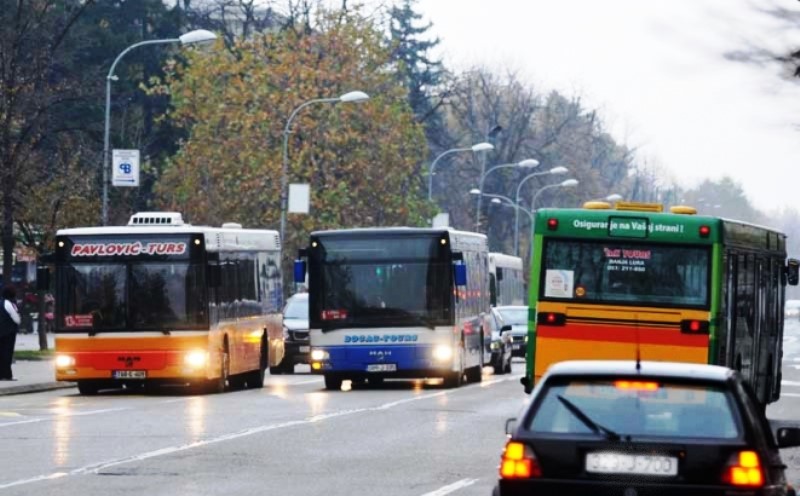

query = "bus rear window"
[[540, 240, 709, 308]]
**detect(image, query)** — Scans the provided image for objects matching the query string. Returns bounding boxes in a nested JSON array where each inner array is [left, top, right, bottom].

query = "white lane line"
[[288, 378, 323, 385], [779, 392, 800, 397], [782, 380, 800, 387], [420, 478, 479, 496], [0, 374, 518, 490], [0, 408, 128, 429]]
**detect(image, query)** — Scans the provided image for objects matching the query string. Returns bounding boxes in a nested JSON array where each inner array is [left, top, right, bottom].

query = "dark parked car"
[[495, 360, 800, 496], [494, 305, 527, 358], [271, 292, 309, 374], [484, 307, 513, 375]]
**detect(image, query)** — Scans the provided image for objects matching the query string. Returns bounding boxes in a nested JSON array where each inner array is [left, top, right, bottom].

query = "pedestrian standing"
[[0, 287, 21, 380]]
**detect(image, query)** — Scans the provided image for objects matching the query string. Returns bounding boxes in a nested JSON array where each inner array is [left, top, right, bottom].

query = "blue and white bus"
[[488, 252, 525, 306], [295, 227, 489, 390]]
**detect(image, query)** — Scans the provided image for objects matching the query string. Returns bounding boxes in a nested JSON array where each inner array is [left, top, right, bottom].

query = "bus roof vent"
[[670, 205, 698, 215], [583, 201, 611, 210], [128, 212, 185, 226], [615, 201, 663, 213], [221, 222, 243, 229]]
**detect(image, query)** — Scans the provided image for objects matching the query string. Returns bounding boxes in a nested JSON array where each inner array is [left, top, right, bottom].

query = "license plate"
[[112, 370, 147, 379], [366, 363, 397, 372], [299, 346, 310, 352], [585, 452, 678, 476]]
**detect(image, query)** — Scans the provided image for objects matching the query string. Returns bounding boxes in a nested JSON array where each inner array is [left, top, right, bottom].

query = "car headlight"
[[311, 349, 329, 361], [524, 334, 528, 343], [184, 350, 209, 368], [491, 342, 500, 350], [433, 345, 453, 361], [55, 355, 75, 369], [282, 327, 290, 340]]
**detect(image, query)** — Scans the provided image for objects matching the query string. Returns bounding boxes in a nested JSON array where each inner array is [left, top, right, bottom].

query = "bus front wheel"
[[324, 375, 342, 391], [442, 371, 463, 388], [77, 381, 100, 395]]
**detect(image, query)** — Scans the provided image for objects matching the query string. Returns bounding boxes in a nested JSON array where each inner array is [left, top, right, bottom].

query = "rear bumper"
[[498, 479, 786, 496]]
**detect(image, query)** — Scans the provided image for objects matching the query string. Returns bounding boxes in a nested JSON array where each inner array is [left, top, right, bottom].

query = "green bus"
[[522, 201, 799, 406]]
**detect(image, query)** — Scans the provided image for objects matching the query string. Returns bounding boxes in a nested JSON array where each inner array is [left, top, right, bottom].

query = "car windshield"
[[528, 378, 741, 440], [284, 296, 308, 320], [496, 308, 527, 325]]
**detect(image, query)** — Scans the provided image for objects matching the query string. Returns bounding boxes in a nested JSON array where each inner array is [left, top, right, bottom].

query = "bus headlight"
[[433, 345, 453, 362], [184, 350, 209, 368], [311, 349, 328, 361], [55, 355, 75, 369]]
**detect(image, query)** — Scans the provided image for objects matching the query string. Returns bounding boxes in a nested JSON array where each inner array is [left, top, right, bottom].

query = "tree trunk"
[[37, 289, 48, 351], [3, 192, 14, 288]]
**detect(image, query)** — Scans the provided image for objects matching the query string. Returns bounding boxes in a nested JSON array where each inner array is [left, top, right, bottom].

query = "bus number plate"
[[113, 370, 147, 379], [367, 364, 396, 372]]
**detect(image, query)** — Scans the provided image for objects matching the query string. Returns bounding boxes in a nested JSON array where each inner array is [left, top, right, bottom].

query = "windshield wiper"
[[557, 395, 621, 441]]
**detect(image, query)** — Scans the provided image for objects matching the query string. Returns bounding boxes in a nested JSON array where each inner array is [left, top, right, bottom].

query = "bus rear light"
[[547, 218, 559, 231], [537, 312, 566, 326], [699, 225, 711, 237], [680, 319, 709, 334], [500, 441, 541, 479], [723, 451, 763, 487]]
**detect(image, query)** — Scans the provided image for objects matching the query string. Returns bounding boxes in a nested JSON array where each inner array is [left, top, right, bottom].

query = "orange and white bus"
[[45, 212, 285, 395]]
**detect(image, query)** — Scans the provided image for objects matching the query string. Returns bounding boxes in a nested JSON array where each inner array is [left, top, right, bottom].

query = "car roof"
[[544, 360, 735, 383], [287, 293, 308, 301]]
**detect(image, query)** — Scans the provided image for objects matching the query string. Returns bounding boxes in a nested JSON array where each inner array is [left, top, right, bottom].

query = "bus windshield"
[[312, 235, 452, 329], [541, 239, 710, 308], [58, 262, 208, 331]]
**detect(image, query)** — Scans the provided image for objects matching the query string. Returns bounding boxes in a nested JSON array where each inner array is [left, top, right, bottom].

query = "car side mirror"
[[787, 259, 800, 286], [777, 427, 800, 448], [500, 324, 512, 333], [505, 417, 517, 436]]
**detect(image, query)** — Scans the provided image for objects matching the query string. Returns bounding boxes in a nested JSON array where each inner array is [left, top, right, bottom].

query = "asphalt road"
[[2, 321, 800, 496]]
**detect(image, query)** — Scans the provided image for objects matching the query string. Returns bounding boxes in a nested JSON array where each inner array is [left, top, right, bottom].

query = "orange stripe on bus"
[[534, 337, 708, 379], [536, 323, 709, 347]]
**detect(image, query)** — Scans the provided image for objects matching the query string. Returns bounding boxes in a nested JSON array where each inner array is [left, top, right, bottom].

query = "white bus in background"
[[488, 252, 525, 306]]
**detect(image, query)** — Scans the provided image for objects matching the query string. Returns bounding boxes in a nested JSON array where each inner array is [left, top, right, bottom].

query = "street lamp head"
[[517, 159, 539, 168], [561, 179, 579, 187], [471, 142, 494, 152], [605, 193, 623, 202], [549, 166, 568, 175], [179, 29, 218, 46], [491, 198, 502, 204], [339, 91, 370, 103], [469, 188, 481, 195]]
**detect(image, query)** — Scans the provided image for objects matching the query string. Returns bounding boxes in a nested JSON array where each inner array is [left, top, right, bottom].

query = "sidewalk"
[[1, 333, 75, 396]]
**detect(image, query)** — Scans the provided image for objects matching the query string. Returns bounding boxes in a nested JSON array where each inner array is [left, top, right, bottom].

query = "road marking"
[[420, 478, 479, 496], [782, 380, 800, 387], [0, 375, 520, 489], [0, 408, 128, 429], [779, 392, 800, 397]]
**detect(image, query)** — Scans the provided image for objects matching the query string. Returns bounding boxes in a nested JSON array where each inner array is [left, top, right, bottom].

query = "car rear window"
[[527, 378, 741, 440]]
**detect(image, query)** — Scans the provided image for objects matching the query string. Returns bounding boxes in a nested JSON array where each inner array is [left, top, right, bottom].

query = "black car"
[[495, 360, 800, 496], [484, 307, 513, 375], [271, 292, 310, 374]]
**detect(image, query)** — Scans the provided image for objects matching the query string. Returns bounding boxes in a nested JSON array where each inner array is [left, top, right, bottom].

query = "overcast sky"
[[410, 0, 800, 213]]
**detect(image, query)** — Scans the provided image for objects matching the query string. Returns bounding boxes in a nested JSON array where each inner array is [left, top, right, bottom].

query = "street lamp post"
[[531, 178, 579, 210], [427, 142, 493, 201], [474, 158, 539, 231], [513, 166, 569, 255], [101, 29, 217, 226], [470, 189, 534, 250], [279, 91, 369, 242]]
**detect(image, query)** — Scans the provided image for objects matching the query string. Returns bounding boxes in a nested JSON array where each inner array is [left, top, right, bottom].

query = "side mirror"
[[454, 264, 467, 287], [293, 260, 307, 284], [777, 427, 800, 448], [35, 266, 50, 291], [787, 259, 799, 286], [500, 324, 512, 333], [505, 417, 518, 436], [207, 264, 221, 287]]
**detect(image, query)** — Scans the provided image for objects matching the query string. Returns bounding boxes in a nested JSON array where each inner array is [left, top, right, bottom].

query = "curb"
[[0, 382, 75, 396]]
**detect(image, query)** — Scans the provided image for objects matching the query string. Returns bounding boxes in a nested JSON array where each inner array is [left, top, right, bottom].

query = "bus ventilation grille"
[[128, 212, 185, 226]]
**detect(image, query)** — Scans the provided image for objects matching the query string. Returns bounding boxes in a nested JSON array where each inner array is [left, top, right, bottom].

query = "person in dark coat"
[[0, 286, 21, 380]]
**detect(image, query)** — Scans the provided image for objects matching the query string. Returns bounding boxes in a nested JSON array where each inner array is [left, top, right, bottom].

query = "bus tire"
[[206, 346, 230, 394], [77, 381, 100, 395], [442, 371, 463, 389], [245, 339, 267, 389], [466, 365, 482, 383], [324, 375, 342, 391]]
